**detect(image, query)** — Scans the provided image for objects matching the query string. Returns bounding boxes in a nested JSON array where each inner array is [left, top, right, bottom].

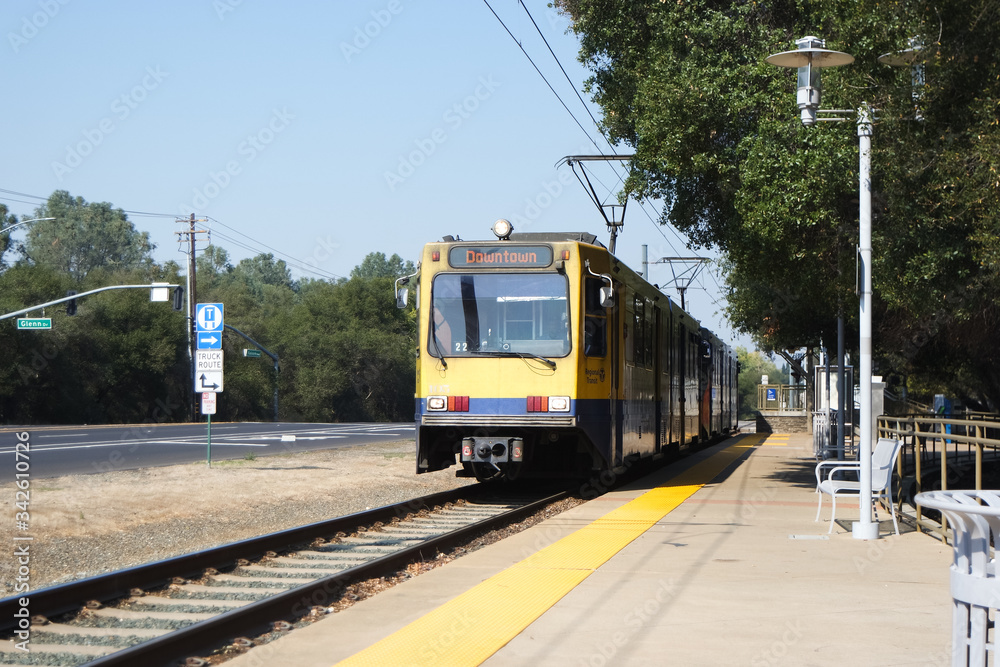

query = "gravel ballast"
[[0, 439, 475, 597]]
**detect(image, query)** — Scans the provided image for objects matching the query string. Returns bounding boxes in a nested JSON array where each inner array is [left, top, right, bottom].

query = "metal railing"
[[757, 384, 807, 412], [813, 409, 856, 460], [878, 414, 1000, 542]]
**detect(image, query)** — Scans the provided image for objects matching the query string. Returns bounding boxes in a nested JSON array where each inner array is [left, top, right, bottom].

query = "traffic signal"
[[66, 290, 78, 316], [172, 286, 184, 311]]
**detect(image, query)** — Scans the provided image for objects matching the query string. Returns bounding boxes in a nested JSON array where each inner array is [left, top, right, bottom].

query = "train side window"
[[584, 277, 607, 357], [632, 296, 644, 365]]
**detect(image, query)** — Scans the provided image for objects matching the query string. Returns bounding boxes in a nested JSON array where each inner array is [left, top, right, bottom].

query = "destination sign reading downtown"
[[449, 245, 553, 269]]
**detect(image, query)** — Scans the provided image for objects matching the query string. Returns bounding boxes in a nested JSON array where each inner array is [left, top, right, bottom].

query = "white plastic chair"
[[815, 437, 902, 535], [915, 490, 1000, 666]]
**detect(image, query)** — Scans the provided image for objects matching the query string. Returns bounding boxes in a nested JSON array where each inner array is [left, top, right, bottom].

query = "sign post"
[[201, 393, 217, 466], [195, 303, 224, 466]]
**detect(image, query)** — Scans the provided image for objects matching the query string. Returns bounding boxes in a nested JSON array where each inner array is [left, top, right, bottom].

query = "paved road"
[[0, 422, 415, 481]]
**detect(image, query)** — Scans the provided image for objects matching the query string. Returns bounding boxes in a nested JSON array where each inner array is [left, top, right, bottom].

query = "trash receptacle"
[[915, 490, 1000, 667]]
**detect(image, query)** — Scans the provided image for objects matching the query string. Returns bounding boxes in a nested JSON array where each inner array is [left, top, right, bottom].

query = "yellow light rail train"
[[395, 220, 737, 481]]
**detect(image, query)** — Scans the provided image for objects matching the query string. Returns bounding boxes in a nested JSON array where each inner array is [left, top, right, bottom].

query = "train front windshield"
[[430, 273, 570, 358]]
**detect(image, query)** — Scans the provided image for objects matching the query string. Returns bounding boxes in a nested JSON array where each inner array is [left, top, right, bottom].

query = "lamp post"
[[766, 37, 880, 540]]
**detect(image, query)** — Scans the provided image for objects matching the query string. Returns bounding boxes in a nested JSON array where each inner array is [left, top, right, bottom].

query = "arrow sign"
[[197, 332, 222, 349], [195, 370, 224, 393]]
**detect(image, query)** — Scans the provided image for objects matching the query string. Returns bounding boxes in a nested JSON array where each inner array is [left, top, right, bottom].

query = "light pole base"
[[852, 521, 880, 540]]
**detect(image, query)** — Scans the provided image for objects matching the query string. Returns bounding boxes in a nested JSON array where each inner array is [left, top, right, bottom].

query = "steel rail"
[[85, 489, 570, 666], [0, 485, 475, 630]]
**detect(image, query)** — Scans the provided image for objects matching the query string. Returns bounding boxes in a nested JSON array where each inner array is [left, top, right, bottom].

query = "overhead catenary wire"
[[517, 1, 605, 140], [483, 0, 603, 154], [502, 4, 689, 259], [490, 7, 730, 315]]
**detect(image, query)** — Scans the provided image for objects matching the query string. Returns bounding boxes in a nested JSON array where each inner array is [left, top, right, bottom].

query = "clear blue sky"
[[1, 0, 752, 350]]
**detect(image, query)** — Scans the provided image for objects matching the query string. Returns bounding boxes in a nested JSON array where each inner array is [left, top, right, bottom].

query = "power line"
[[0, 185, 342, 281], [504, 7, 690, 257], [518, 1, 604, 140], [483, 0, 602, 153], [207, 224, 344, 282], [489, 5, 731, 317]]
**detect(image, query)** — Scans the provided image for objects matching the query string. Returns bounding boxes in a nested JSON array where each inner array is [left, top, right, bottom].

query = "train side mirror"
[[600, 285, 615, 308], [394, 267, 419, 310]]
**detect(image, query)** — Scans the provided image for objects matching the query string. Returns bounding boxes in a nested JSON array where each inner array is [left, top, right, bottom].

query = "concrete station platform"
[[227, 432, 956, 666]]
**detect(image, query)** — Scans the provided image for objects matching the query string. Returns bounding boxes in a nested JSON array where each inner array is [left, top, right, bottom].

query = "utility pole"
[[176, 214, 209, 422]]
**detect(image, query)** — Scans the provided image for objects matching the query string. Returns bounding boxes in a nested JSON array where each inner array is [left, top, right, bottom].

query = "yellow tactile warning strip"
[[762, 433, 790, 446], [334, 436, 761, 666]]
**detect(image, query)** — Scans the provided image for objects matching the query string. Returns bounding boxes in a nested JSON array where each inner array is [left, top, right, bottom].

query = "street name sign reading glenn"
[[17, 318, 52, 330]]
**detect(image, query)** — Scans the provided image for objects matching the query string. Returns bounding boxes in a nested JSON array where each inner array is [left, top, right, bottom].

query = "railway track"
[[0, 485, 571, 667]]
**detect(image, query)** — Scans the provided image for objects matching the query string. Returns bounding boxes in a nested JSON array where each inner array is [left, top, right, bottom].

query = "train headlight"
[[492, 218, 513, 240], [427, 396, 447, 411], [548, 396, 570, 412]]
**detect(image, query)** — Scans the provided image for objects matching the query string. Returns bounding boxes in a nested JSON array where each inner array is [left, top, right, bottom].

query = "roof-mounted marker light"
[[492, 219, 513, 240]]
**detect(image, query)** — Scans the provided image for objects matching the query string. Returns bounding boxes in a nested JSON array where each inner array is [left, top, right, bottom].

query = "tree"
[[24, 190, 154, 282], [737, 347, 789, 419], [195, 245, 234, 291], [281, 271, 416, 422], [0, 204, 18, 271], [559, 0, 1000, 407], [0, 263, 188, 424], [232, 253, 295, 298], [350, 252, 415, 280]]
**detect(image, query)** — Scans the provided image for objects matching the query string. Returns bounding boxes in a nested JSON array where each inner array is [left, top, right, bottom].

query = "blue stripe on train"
[[415, 397, 615, 467]]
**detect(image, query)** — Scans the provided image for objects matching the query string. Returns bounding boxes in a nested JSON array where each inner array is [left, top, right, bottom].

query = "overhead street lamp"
[[0, 217, 55, 234], [766, 36, 880, 540]]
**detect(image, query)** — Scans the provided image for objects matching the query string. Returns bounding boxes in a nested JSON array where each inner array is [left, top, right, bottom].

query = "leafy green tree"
[[2, 203, 419, 424], [281, 272, 415, 422], [195, 245, 234, 292], [737, 347, 790, 419], [24, 190, 154, 282], [72, 266, 189, 423], [0, 263, 187, 424], [0, 264, 74, 423], [559, 0, 1000, 407], [0, 204, 19, 271], [232, 253, 295, 298], [350, 252, 415, 280]]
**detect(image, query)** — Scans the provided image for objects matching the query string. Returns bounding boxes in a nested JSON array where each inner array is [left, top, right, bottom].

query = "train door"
[[609, 283, 622, 466], [666, 308, 678, 448], [654, 305, 663, 453], [677, 318, 686, 447], [699, 336, 712, 442]]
